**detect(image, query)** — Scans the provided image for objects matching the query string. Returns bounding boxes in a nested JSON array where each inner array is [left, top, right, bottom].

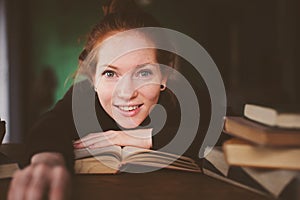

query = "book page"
[[75, 156, 120, 174], [74, 146, 122, 174], [0, 163, 19, 179], [121, 146, 200, 172], [204, 146, 230, 176], [243, 167, 298, 197], [74, 145, 122, 160], [277, 114, 300, 129]]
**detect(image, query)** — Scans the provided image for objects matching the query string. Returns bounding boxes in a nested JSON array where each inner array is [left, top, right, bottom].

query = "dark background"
[[4, 0, 300, 142]]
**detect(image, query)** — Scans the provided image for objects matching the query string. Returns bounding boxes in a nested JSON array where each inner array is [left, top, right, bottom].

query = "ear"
[[160, 75, 168, 91], [92, 76, 98, 92]]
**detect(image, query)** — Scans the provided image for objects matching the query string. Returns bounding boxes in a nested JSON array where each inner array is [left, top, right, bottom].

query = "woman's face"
[[94, 32, 167, 128]]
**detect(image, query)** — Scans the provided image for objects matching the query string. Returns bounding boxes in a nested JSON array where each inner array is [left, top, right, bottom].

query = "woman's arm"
[[73, 129, 152, 149], [25, 81, 95, 172], [8, 82, 91, 199]]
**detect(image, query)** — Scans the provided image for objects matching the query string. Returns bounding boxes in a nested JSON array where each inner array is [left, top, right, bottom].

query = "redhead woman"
[[7, 1, 187, 199]]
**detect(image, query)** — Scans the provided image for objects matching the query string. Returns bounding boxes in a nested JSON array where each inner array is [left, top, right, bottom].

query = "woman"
[[8, 1, 184, 199]]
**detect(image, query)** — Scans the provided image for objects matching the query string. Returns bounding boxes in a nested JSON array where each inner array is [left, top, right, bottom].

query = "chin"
[[116, 119, 141, 129]]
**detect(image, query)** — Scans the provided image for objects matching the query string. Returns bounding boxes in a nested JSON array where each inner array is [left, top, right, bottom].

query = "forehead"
[[111, 49, 156, 69], [95, 31, 157, 66]]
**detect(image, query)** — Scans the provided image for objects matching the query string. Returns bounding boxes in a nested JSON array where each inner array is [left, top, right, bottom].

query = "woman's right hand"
[[8, 152, 71, 200]]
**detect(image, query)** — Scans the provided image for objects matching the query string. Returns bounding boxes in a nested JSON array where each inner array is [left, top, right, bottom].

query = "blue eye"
[[102, 70, 116, 78], [137, 70, 153, 77]]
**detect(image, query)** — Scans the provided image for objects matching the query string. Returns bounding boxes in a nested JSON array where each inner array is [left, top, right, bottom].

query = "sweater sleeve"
[[25, 85, 78, 172]]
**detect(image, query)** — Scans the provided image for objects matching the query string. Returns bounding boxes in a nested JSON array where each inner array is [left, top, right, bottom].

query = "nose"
[[115, 75, 138, 100]]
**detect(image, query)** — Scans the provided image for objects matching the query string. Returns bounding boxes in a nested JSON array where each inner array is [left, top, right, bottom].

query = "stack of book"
[[202, 104, 300, 199]]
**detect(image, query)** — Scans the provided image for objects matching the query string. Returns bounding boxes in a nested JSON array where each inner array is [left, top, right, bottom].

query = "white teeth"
[[119, 105, 139, 111]]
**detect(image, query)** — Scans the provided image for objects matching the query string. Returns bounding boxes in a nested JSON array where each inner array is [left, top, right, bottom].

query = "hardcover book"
[[224, 116, 300, 147], [0, 152, 19, 179], [244, 104, 300, 129], [223, 138, 300, 170]]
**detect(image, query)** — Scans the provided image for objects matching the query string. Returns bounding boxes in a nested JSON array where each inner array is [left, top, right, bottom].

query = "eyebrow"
[[100, 65, 118, 70], [99, 62, 156, 70]]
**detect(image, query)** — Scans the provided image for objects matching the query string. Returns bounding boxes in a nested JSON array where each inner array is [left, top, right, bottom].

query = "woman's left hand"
[[8, 153, 71, 200], [73, 129, 152, 149]]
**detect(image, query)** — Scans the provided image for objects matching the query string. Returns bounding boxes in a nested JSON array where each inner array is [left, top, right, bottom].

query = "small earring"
[[160, 84, 166, 90]]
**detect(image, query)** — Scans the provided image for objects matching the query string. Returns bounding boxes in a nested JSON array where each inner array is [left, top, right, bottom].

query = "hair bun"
[[102, 0, 142, 16]]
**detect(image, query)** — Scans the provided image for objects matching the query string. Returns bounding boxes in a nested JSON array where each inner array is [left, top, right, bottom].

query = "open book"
[[74, 146, 201, 174]]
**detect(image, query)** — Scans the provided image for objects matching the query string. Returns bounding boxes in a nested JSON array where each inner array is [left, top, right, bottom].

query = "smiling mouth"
[[116, 104, 143, 112]]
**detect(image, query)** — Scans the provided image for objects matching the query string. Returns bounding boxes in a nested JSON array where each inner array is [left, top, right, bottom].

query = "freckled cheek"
[[97, 84, 115, 109], [139, 86, 161, 104]]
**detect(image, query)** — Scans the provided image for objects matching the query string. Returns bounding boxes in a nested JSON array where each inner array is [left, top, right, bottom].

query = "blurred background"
[[0, 0, 299, 142]]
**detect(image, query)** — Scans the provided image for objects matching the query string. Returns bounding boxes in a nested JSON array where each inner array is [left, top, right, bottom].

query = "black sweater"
[[25, 80, 202, 172]]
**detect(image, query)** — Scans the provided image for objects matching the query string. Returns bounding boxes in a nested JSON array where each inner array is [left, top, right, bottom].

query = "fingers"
[[73, 132, 100, 144], [31, 152, 65, 166], [116, 132, 152, 149], [122, 128, 152, 140], [74, 130, 120, 144], [49, 166, 71, 200], [121, 129, 152, 148], [8, 164, 50, 200], [73, 131, 119, 149], [8, 162, 71, 200], [25, 164, 50, 200], [8, 167, 32, 200], [87, 138, 116, 149], [73, 129, 153, 149], [85, 130, 151, 149], [75, 134, 117, 149]]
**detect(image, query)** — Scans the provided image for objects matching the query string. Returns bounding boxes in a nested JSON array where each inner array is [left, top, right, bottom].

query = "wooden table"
[[0, 144, 273, 200]]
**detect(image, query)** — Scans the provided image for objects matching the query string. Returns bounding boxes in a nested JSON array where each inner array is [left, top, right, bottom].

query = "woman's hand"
[[8, 152, 71, 200], [73, 128, 152, 149]]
